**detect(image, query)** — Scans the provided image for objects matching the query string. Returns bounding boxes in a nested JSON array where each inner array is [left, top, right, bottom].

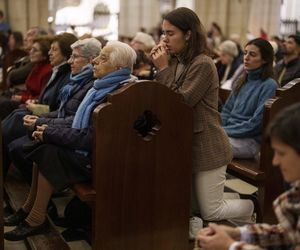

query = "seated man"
[[274, 35, 300, 87], [3, 41, 137, 241]]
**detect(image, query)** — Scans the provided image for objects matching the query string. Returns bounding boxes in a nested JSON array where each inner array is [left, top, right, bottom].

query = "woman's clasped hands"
[[32, 125, 48, 142], [150, 41, 169, 71], [197, 223, 241, 250]]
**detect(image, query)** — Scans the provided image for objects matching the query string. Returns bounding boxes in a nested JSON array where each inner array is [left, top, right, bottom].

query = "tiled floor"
[[4, 225, 27, 250], [3, 177, 256, 250], [3, 196, 92, 250], [4, 229, 91, 250]]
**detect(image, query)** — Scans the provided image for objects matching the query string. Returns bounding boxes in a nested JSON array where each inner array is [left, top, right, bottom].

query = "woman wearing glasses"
[[4, 41, 136, 241], [0, 36, 52, 120], [6, 38, 101, 183], [1, 33, 77, 179]]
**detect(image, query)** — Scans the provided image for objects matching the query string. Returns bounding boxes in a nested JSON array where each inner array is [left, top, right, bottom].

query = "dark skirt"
[[26, 144, 91, 191]]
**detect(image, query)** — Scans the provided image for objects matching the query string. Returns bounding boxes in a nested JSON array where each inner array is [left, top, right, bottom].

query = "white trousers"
[[192, 165, 254, 222]]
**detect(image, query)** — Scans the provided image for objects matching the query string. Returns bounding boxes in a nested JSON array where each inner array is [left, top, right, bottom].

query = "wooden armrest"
[[227, 159, 265, 181]]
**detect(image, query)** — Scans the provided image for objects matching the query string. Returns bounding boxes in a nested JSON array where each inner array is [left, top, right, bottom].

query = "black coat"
[[217, 55, 243, 83], [36, 78, 94, 127], [39, 63, 71, 111]]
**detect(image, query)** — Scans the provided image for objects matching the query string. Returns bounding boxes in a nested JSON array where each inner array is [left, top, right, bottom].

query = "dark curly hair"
[[52, 32, 77, 59]]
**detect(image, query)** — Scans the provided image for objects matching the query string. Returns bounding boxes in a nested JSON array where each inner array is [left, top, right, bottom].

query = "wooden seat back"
[[90, 80, 193, 250], [0, 124, 3, 249], [219, 88, 231, 106]]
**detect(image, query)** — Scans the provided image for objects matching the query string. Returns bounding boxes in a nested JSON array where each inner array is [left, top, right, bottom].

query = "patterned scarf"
[[57, 64, 94, 118], [72, 67, 131, 129], [273, 180, 300, 245]]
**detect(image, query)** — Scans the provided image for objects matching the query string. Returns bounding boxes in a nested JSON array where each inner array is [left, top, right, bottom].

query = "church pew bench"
[[73, 80, 194, 250]]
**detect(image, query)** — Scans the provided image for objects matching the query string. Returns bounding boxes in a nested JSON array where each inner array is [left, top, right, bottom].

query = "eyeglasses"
[[93, 55, 108, 64], [69, 54, 88, 60]]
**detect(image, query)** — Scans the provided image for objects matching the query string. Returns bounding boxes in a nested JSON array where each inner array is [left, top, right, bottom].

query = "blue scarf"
[[57, 64, 94, 118], [72, 68, 131, 129]]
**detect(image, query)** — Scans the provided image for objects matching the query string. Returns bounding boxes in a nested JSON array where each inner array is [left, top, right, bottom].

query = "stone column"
[[248, 0, 281, 38], [6, 0, 49, 35], [119, 0, 160, 38], [194, 0, 229, 35], [226, 0, 252, 45]]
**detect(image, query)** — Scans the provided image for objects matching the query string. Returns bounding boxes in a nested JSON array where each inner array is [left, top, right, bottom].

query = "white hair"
[[106, 41, 137, 71], [132, 32, 156, 50], [219, 40, 239, 57], [71, 38, 102, 59], [269, 40, 278, 55]]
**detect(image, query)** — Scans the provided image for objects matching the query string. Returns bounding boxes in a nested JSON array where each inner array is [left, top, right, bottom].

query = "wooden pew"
[[226, 78, 300, 223], [73, 80, 194, 250], [0, 125, 4, 250], [219, 88, 231, 108]]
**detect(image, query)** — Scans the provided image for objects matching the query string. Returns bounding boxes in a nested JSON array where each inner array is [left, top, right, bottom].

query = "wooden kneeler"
[[74, 80, 193, 250]]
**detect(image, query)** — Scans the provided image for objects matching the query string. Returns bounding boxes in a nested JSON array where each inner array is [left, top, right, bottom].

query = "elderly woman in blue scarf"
[[2, 38, 101, 183], [4, 41, 137, 241]]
